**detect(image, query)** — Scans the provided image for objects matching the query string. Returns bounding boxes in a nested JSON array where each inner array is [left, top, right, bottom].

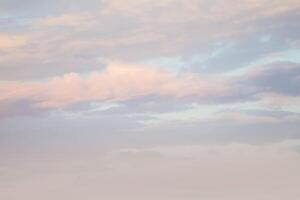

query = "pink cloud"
[[0, 34, 28, 50], [0, 62, 226, 109]]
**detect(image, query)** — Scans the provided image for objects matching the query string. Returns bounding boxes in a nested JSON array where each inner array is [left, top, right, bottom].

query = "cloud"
[[258, 92, 300, 107], [210, 109, 300, 125], [189, 8, 300, 72], [237, 61, 300, 96], [2, 0, 300, 79], [0, 34, 28, 50], [38, 13, 94, 27], [0, 99, 47, 119], [1, 2, 300, 199], [1, 61, 300, 119], [0, 62, 226, 112]]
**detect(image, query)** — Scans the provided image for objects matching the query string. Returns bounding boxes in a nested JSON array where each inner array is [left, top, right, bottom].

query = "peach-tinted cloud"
[[39, 13, 93, 27], [0, 62, 226, 109], [0, 34, 28, 50], [1, 61, 299, 116], [256, 92, 300, 109]]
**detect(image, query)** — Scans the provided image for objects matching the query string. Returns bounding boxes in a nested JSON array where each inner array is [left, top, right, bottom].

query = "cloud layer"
[[1, 1, 300, 199]]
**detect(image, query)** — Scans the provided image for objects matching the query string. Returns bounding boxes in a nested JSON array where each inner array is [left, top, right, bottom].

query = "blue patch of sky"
[[141, 57, 185, 73], [0, 14, 37, 31]]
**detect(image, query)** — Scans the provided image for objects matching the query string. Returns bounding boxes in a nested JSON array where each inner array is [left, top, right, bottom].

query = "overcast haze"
[[1, 0, 300, 199]]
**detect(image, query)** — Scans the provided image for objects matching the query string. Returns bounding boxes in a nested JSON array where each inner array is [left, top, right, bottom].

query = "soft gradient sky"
[[1, 0, 300, 199]]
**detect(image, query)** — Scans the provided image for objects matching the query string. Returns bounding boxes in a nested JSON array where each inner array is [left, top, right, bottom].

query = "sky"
[[1, 0, 300, 199]]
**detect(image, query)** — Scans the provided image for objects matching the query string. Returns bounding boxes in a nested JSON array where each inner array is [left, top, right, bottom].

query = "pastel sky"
[[1, 0, 300, 199]]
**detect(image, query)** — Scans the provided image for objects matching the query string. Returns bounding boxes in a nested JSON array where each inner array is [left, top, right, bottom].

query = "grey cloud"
[[0, 55, 107, 80], [1, 105, 300, 156], [237, 61, 300, 96], [134, 117, 300, 146], [0, 99, 48, 119], [210, 61, 300, 104], [235, 109, 300, 119], [102, 96, 193, 115], [0, 109, 152, 157]]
